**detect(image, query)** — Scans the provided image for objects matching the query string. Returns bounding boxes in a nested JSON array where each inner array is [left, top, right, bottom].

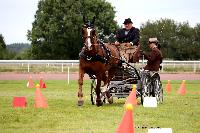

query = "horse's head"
[[82, 16, 97, 51]]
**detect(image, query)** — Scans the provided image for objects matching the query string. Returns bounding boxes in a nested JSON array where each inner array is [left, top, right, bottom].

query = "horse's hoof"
[[96, 99, 103, 107], [77, 100, 84, 106], [108, 96, 113, 104]]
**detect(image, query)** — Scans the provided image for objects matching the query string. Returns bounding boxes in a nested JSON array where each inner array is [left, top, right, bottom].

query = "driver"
[[115, 18, 140, 63]]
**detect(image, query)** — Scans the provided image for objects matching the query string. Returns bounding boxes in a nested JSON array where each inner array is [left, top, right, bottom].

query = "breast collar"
[[79, 43, 111, 64]]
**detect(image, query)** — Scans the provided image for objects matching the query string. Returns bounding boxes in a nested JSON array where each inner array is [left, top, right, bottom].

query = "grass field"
[[0, 80, 200, 133]]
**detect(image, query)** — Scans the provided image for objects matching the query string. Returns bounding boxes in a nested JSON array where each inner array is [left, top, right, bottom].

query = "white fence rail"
[[0, 60, 200, 73], [0, 60, 79, 73]]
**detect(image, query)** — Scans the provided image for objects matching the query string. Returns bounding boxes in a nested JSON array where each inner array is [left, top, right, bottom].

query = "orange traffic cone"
[[125, 85, 137, 106], [195, 92, 200, 95], [40, 77, 46, 89], [165, 80, 172, 94], [27, 76, 34, 88], [34, 84, 48, 108], [177, 80, 186, 95], [116, 104, 134, 133], [190, 91, 200, 95]]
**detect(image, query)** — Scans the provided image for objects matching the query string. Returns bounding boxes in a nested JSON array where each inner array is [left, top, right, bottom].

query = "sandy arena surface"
[[0, 72, 199, 80]]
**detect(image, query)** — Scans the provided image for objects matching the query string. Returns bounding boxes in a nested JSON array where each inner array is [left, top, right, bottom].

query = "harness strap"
[[100, 42, 111, 64], [79, 42, 111, 64], [79, 48, 106, 63]]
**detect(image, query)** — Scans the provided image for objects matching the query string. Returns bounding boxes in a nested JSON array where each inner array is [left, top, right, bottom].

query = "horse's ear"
[[92, 16, 96, 24], [83, 16, 86, 23]]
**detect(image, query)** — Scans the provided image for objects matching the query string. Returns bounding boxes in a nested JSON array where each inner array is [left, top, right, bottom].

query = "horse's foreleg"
[[78, 68, 84, 106], [96, 78, 103, 106]]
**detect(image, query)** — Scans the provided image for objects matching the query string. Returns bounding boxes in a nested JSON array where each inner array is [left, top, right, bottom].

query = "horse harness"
[[79, 42, 111, 64]]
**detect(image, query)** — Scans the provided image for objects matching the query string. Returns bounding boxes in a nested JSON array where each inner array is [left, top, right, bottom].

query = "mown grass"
[[0, 80, 199, 133]]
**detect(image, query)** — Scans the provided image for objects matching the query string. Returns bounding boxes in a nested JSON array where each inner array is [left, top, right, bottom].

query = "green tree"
[[192, 24, 200, 59], [28, 0, 118, 59], [194, 24, 200, 42], [0, 34, 7, 59], [6, 43, 31, 60], [140, 19, 200, 60], [140, 19, 178, 59], [7, 43, 30, 53], [0, 34, 6, 49]]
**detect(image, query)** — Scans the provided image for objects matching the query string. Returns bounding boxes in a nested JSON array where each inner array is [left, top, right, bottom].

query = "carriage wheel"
[[160, 86, 164, 103], [90, 79, 106, 105], [90, 79, 96, 105], [140, 77, 150, 105], [154, 79, 164, 104], [140, 88, 144, 105]]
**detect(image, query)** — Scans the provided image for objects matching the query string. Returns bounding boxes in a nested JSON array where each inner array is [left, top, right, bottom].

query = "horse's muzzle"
[[84, 44, 92, 51]]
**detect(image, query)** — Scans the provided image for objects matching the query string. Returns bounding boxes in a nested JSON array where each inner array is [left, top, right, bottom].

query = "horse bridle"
[[82, 26, 96, 48]]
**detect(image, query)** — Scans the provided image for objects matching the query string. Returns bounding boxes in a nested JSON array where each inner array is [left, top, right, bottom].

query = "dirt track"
[[0, 72, 199, 80]]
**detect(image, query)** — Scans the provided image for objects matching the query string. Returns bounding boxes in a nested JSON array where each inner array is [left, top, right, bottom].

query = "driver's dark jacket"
[[144, 47, 163, 71], [116, 27, 140, 46]]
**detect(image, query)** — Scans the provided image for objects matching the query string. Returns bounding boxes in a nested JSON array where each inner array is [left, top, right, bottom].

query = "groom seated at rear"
[[137, 38, 163, 92], [142, 38, 163, 73]]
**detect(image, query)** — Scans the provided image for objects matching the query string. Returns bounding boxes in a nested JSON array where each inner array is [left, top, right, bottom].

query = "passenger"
[[137, 38, 163, 92], [143, 38, 163, 72]]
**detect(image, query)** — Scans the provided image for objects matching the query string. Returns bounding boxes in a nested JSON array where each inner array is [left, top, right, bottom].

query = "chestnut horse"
[[78, 17, 120, 106]]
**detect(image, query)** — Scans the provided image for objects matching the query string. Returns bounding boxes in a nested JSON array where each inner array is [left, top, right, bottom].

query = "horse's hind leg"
[[78, 68, 84, 106], [100, 73, 113, 104], [105, 68, 118, 104], [96, 78, 103, 106], [101, 72, 108, 87]]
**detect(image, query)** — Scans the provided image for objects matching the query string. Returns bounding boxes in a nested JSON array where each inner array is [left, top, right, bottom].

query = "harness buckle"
[[87, 56, 92, 60]]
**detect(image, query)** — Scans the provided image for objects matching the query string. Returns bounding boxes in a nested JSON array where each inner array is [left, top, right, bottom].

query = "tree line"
[[0, 35, 31, 59], [140, 19, 200, 60], [1, 0, 200, 60]]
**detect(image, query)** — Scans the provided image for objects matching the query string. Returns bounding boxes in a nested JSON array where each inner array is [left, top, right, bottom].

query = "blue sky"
[[0, 0, 200, 44]]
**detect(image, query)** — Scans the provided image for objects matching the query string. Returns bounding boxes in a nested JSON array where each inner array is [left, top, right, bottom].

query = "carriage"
[[78, 16, 163, 106], [89, 52, 164, 105]]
